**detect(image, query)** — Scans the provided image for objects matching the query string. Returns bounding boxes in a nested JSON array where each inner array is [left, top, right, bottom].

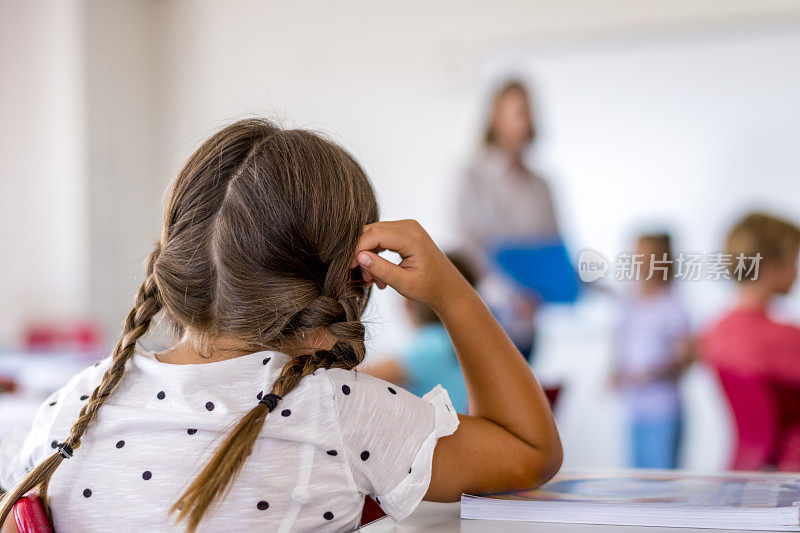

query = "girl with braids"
[[0, 118, 561, 532]]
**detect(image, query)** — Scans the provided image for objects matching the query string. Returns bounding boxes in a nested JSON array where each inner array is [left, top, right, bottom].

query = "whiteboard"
[[483, 24, 800, 323]]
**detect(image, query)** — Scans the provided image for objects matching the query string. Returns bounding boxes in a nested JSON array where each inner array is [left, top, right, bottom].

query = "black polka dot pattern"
[[58, 360, 425, 520]]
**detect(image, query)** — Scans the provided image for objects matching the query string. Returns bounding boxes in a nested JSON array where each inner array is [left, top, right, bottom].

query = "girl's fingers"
[[360, 268, 385, 289], [356, 251, 404, 289], [351, 221, 416, 267], [360, 267, 374, 284], [349, 244, 386, 268]]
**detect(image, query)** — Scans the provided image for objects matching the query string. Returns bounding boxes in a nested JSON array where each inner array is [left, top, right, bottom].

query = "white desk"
[[362, 501, 776, 532]]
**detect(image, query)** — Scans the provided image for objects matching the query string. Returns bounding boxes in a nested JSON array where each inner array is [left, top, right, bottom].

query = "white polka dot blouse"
[[0, 349, 459, 532]]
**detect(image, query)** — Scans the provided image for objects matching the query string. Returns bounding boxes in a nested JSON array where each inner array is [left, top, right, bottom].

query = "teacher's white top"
[[0, 349, 459, 532]]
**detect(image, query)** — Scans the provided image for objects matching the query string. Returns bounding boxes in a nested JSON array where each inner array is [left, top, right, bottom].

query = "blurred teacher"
[[455, 80, 560, 362]]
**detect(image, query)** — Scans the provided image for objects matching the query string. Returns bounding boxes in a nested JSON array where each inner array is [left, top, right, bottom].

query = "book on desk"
[[461, 469, 800, 530]]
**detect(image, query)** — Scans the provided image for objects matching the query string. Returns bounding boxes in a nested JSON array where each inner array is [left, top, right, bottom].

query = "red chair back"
[[543, 384, 562, 409], [13, 494, 54, 533], [23, 321, 102, 353], [358, 495, 385, 527], [773, 382, 800, 471], [714, 367, 778, 470]]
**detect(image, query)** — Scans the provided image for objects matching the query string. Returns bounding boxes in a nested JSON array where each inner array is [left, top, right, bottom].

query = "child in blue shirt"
[[366, 253, 474, 412]]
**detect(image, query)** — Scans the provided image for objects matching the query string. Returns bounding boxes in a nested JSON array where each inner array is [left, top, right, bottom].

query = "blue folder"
[[492, 241, 580, 304]]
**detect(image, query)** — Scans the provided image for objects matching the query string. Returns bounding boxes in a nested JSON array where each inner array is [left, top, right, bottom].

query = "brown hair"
[[406, 251, 476, 325], [483, 79, 536, 146], [637, 233, 674, 283], [0, 118, 379, 530], [725, 212, 800, 282]]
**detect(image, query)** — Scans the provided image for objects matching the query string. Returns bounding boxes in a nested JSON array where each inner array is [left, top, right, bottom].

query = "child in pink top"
[[701, 212, 800, 470]]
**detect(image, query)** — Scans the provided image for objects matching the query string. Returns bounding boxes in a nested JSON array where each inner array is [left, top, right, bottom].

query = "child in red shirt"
[[701, 212, 800, 470]]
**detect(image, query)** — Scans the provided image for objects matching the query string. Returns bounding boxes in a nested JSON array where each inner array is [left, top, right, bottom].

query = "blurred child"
[[701, 212, 800, 470], [612, 233, 693, 469], [365, 253, 475, 413]]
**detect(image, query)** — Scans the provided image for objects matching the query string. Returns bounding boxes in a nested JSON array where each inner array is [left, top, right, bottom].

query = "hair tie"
[[57, 442, 74, 459], [258, 393, 282, 412]]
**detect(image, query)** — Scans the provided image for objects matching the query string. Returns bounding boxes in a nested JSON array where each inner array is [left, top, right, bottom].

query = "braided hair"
[[0, 118, 379, 531]]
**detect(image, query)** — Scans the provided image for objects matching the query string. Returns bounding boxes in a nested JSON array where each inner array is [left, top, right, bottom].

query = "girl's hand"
[[351, 220, 470, 311], [353, 222, 562, 501]]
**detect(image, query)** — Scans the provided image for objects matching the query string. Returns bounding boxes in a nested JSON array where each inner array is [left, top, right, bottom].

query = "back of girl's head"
[[0, 118, 379, 531], [158, 118, 378, 356]]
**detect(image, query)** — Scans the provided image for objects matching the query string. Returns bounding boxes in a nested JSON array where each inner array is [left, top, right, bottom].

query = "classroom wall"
[[0, 0, 88, 342], [83, 0, 164, 342]]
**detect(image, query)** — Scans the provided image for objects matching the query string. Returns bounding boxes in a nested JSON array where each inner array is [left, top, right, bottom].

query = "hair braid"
[[286, 261, 369, 367], [0, 244, 163, 525]]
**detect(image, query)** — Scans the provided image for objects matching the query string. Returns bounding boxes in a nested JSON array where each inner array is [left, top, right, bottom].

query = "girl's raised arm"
[[353, 220, 562, 501]]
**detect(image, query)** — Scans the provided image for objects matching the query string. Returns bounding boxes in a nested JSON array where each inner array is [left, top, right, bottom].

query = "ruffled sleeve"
[[327, 371, 459, 522], [376, 385, 458, 520]]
